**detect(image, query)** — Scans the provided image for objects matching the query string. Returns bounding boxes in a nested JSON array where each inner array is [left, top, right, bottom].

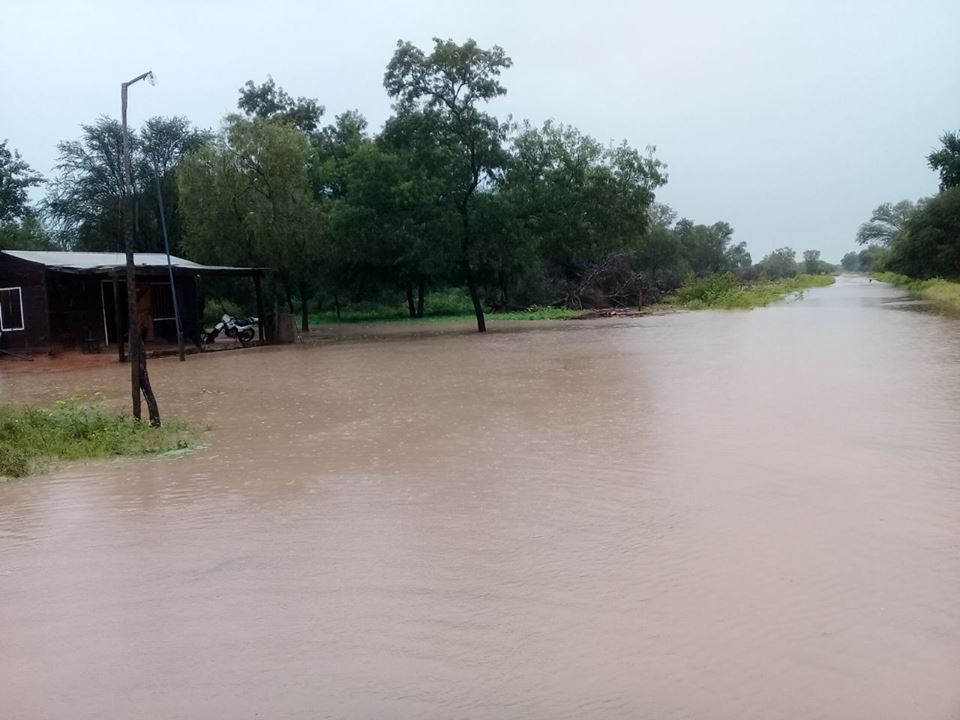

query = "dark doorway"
[[100, 280, 128, 345]]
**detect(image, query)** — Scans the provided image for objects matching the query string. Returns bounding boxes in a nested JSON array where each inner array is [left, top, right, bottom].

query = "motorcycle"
[[201, 313, 258, 346]]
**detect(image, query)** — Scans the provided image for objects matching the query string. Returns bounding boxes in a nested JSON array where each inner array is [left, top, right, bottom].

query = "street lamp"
[[121, 70, 161, 425]]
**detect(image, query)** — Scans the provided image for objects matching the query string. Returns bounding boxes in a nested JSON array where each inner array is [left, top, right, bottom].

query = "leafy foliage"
[[855, 200, 920, 247], [384, 37, 514, 331], [928, 131, 960, 192], [758, 247, 798, 279], [0, 139, 43, 224], [674, 274, 834, 309], [238, 76, 325, 134], [885, 187, 960, 278], [0, 397, 198, 479], [38, 39, 762, 327], [46, 116, 208, 252], [178, 116, 325, 328], [802, 249, 821, 274], [840, 251, 860, 271]]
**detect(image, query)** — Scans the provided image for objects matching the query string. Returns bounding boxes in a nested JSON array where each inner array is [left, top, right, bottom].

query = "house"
[[0, 250, 265, 356]]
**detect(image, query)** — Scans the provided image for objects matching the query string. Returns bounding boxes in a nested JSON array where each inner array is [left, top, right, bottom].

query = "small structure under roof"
[[0, 250, 267, 356]]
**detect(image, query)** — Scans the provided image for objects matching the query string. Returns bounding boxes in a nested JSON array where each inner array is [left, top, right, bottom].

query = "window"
[[0, 287, 25, 331]]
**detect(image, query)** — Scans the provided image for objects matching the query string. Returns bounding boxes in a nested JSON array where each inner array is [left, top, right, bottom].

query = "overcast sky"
[[3, 0, 958, 261]]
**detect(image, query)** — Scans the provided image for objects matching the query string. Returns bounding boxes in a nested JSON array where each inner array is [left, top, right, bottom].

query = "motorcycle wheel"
[[238, 328, 255, 345]]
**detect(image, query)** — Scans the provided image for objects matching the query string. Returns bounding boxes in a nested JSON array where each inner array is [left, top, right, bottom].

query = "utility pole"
[[121, 70, 161, 425]]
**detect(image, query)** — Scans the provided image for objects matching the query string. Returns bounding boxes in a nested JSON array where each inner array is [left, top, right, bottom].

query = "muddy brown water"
[[2, 275, 960, 719]]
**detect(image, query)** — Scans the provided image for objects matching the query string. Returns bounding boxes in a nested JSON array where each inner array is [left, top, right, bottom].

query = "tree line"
[[843, 130, 960, 277], [1, 38, 834, 333]]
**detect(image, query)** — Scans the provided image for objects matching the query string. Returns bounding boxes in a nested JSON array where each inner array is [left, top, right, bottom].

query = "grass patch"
[[311, 289, 581, 324], [871, 272, 960, 311], [672, 273, 836, 310], [0, 396, 201, 479]]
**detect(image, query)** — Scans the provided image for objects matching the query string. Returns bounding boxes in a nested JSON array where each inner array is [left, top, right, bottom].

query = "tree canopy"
[[20, 37, 781, 329], [928, 131, 960, 192], [849, 128, 960, 280], [0, 139, 43, 225]]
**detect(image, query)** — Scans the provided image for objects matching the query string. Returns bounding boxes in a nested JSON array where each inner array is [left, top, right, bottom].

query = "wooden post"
[[121, 81, 141, 419], [254, 271, 265, 343], [121, 71, 160, 426], [112, 273, 125, 362]]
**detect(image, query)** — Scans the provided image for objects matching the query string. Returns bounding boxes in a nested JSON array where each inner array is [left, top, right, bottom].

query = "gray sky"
[[3, 0, 958, 262]]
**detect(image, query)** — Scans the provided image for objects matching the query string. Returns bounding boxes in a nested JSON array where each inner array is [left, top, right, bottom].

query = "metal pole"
[[154, 169, 185, 361]]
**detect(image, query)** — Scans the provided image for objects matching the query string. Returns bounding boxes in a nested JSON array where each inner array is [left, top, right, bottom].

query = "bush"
[[0, 397, 198, 479], [674, 273, 740, 305], [673, 273, 834, 309], [203, 297, 245, 325]]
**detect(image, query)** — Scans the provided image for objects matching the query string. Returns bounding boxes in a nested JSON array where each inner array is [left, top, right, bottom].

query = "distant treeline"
[[843, 131, 960, 277], [1, 38, 834, 331]]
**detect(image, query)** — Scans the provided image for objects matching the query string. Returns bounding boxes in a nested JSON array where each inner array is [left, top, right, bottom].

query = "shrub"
[[0, 397, 199, 479]]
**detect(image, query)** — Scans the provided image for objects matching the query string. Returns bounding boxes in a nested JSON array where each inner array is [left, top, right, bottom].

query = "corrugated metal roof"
[[1, 250, 257, 274]]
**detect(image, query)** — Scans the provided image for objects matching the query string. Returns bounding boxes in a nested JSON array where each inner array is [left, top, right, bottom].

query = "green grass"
[[312, 306, 582, 324], [310, 289, 581, 324], [871, 272, 960, 311], [0, 396, 202, 479], [672, 273, 836, 310]]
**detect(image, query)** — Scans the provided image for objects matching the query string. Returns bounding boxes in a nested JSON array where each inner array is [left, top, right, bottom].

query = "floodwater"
[[2, 275, 960, 719]]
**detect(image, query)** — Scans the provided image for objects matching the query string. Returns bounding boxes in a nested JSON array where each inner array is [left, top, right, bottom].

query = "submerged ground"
[[1, 275, 959, 719]]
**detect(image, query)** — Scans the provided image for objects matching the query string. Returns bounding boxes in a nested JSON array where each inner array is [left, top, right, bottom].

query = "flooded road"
[[2, 275, 960, 719]]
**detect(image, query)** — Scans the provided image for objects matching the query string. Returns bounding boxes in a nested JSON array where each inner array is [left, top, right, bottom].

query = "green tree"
[[178, 117, 325, 331], [328, 139, 454, 316], [857, 245, 887, 272], [46, 117, 128, 250], [0, 217, 59, 251], [674, 219, 737, 275], [0, 140, 43, 224], [725, 241, 752, 270], [856, 200, 919, 247], [237, 76, 325, 135], [840, 251, 860, 271], [803, 249, 821, 274], [47, 116, 207, 252], [504, 120, 666, 272], [0, 140, 50, 251], [759, 247, 798, 279], [384, 37, 513, 332], [886, 186, 960, 278], [927, 130, 960, 192]]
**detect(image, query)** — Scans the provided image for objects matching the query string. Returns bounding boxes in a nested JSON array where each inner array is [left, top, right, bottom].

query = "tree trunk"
[[459, 208, 485, 333], [138, 339, 161, 427], [299, 280, 309, 332], [417, 281, 425, 318], [464, 260, 486, 333], [334, 293, 341, 322], [121, 84, 143, 421], [498, 271, 509, 310], [406, 285, 417, 318]]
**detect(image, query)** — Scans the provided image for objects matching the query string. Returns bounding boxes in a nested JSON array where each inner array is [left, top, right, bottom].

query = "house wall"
[[0, 253, 241, 355], [0, 254, 50, 353]]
